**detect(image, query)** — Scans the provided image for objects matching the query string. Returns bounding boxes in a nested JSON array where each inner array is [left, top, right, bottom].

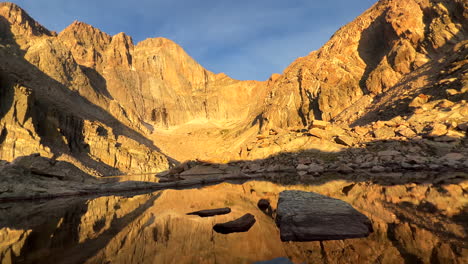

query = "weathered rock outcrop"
[[58, 21, 266, 129], [275, 190, 373, 241], [258, 0, 467, 129], [0, 3, 171, 175]]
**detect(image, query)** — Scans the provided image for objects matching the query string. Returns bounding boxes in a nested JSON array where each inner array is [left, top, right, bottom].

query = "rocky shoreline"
[[1, 97, 467, 201], [1, 156, 466, 202]]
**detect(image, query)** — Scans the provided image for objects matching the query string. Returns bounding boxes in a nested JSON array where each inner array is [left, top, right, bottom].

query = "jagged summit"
[[60, 20, 111, 40], [0, 2, 54, 45]]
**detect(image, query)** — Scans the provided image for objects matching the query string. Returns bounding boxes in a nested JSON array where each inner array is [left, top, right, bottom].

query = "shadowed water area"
[[0, 175, 466, 264]]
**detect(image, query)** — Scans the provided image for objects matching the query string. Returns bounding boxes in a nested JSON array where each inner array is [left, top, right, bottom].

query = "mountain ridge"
[[0, 0, 467, 173]]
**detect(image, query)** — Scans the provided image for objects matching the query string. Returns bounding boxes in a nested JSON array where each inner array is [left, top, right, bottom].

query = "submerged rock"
[[213, 213, 256, 234], [254, 257, 294, 264], [257, 199, 270, 211], [275, 190, 372, 241], [187, 207, 231, 217]]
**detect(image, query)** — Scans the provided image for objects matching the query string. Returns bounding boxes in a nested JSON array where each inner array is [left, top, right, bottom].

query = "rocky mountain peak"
[[0, 2, 53, 45], [259, 0, 467, 129], [58, 20, 112, 68], [111, 32, 134, 47], [59, 20, 112, 48]]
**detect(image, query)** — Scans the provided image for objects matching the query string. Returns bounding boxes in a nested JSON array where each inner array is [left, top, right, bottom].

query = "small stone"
[[427, 123, 448, 137], [296, 164, 309, 171], [373, 127, 395, 139], [396, 126, 417, 138], [405, 155, 427, 164], [371, 166, 385, 173], [308, 128, 328, 139], [401, 162, 414, 169], [360, 162, 375, 169], [337, 164, 353, 173], [436, 100, 455, 108], [353, 126, 369, 136], [457, 122, 468, 131], [335, 135, 355, 146], [378, 150, 401, 156], [310, 120, 329, 129], [297, 157, 312, 165], [308, 164, 324, 173], [446, 89, 459, 96], [409, 94, 430, 107], [441, 153, 465, 162]]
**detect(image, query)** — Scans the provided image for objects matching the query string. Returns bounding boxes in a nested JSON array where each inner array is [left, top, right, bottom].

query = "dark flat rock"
[[187, 207, 231, 217], [213, 213, 256, 234], [276, 190, 373, 241]]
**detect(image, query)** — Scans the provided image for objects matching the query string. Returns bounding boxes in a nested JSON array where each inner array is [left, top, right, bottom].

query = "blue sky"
[[10, 0, 377, 81]]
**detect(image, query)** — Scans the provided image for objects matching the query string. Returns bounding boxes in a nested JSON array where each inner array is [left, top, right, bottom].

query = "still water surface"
[[0, 179, 466, 263]]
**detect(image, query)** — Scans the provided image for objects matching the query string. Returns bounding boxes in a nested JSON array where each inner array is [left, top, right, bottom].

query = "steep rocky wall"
[[0, 71, 170, 175], [0, 4, 172, 175], [0, 72, 52, 161], [58, 22, 266, 128], [259, 0, 467, 129]]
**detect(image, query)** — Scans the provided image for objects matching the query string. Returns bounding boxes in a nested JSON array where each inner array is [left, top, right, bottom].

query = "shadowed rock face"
[[0, 3, 172, 175]]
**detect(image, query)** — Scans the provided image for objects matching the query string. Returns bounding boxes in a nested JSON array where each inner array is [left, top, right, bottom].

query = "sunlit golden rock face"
[[0, 180, 466, 263], [259, 0, 467, 128], [57, 21, 266, 129]]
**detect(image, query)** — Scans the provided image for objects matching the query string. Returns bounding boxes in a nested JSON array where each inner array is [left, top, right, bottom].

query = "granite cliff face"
[[0, 2, 171, 175], [258, 0, 467, 129], [57, 21, 265, 128]]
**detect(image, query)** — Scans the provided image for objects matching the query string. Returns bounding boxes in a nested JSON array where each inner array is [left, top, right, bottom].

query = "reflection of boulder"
[[257, 199, 270, 211], [213, 213, 256, 234], [276, 190, 373, 241], [187, 207, 231, 217]]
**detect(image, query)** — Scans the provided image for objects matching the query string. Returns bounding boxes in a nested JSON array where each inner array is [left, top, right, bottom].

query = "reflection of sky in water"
[[0, 180, 466, 263]]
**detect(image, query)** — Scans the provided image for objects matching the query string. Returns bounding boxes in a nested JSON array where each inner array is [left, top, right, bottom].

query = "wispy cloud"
[[9, 0, 377, 80]]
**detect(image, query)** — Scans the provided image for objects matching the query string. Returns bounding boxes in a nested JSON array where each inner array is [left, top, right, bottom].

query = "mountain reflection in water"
[[0, 179, 466, 264]]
